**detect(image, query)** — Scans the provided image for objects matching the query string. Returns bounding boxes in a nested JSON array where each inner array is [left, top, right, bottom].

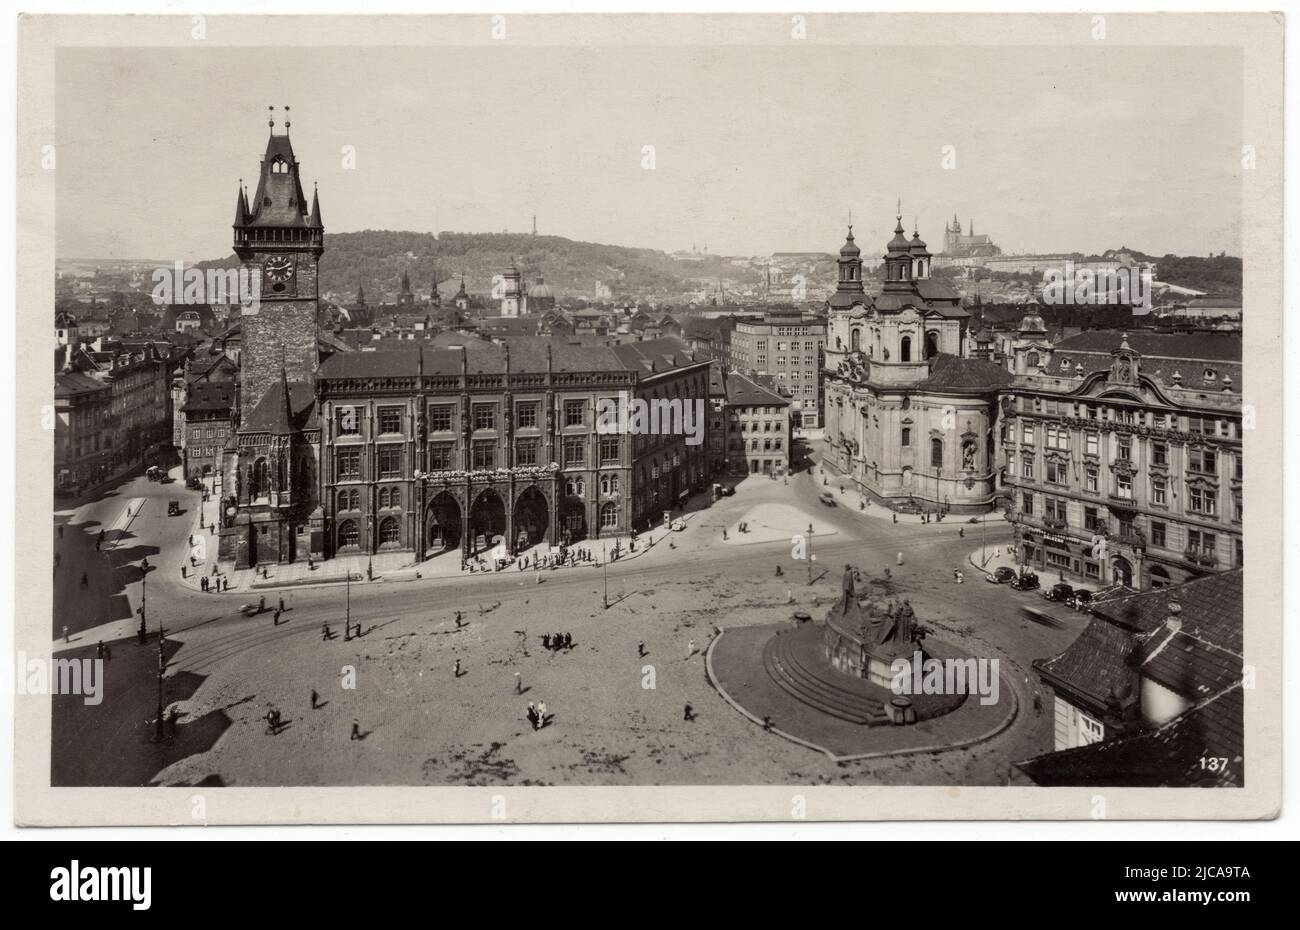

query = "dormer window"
[[1203, 368, 1217, 381]]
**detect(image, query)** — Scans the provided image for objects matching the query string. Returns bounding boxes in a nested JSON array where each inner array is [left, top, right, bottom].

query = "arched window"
[[252, 458, 270, 499], [901, 428, 911, 447], [600, 473, 619, 495], [925, 331, 940, 359], [337, 520, 360, 550], [850, 329, 860, 352], [900, 336, 912, 363], [378, 516, 401, 548], [600, 502, 618, 529], [931, 437, 944, 469], [1027, 351, 1040, 370]]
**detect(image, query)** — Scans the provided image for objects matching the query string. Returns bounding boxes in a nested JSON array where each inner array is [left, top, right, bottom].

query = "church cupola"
[[829, 225, 865, 309], [909, 222, 931, 280], [883, 206, 915, 288]]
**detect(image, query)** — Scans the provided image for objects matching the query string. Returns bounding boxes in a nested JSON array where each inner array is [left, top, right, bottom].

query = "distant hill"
[[199, 231, 755, 304], [1107, 247, 1242, 298]]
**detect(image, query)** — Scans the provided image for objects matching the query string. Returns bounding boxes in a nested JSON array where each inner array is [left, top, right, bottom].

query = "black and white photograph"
[[10, 9, 1285, 827]]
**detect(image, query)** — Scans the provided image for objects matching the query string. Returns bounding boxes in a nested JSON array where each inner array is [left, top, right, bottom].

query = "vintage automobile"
[[1068, 589, 1094, 611], [1009, 571, 1040, 591], [986, 566, 1017, 584], [167, 500, 181, 517], [818, 492, 837, 507], [717, 484, 735, 497], [1044, 581, 1075, 602]]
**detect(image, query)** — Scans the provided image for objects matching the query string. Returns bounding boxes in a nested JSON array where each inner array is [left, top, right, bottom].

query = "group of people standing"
[[526, 701, 549, 730], [542, 632, 573, 651]]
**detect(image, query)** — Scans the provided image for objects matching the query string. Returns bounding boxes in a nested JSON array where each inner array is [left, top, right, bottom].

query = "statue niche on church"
[[962, 439, 977, 471]]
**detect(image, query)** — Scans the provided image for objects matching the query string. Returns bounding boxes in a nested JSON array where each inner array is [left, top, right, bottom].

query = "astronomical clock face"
[[263, 256, 296, 292]]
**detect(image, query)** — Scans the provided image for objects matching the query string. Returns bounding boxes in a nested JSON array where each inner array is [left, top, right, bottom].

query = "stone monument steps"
[[762, 630, 889, 726]]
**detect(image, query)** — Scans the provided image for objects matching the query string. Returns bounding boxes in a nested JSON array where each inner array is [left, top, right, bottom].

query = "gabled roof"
[[1015, 684, 1243, 787], [1054, 331, 1242, 363], [725, 371, 789, 407], [919, 353, 1014, 392], [1035, 616, 1138, 712], [240, 379, 317, 433]]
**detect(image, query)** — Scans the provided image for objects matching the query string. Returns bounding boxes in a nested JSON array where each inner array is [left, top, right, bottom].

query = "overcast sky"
[[55, 43, 1242, 260]]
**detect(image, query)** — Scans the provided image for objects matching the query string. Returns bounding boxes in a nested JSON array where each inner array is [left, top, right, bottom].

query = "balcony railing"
[[1042, 517, 1068, 531], [1183, 548, 1219, 568]]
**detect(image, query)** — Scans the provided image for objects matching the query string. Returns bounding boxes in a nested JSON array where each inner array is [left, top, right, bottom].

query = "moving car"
[[1068, 589, 1094, 611], [167, 500, 181, 516], [986, 566, 1017, 584], [818, 492, 837, 507]]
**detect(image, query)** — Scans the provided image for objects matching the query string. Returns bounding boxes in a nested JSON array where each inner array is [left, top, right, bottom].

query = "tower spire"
[[309, 182, 322, 227]]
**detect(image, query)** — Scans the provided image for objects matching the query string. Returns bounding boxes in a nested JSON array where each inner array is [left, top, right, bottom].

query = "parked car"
[[1010, 571, 1040, 591], [167, 500, 181, 516], [1068, 589, 1094, 611], [717, 484, 735, 497], [986, 566, 1017, 584], [1044, 581, 1074, 602]]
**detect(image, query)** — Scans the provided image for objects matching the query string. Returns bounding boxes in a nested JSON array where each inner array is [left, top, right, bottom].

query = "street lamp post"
[[807, 522, 814, 585], [344, 568, 352, 640], [602, 542, 608, 609]]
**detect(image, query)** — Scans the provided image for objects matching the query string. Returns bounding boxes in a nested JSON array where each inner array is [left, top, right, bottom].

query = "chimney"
[[1164, 599, 1183, 634]]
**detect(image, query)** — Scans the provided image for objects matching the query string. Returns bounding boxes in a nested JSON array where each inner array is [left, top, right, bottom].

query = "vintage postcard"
[[13, 11, 1283, 824]]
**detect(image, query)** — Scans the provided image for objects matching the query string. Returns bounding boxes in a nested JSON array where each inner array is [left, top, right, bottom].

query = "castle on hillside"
[[940, 214, 1001, 260]]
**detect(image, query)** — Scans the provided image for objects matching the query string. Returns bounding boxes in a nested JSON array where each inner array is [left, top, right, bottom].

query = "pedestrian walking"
[[454, 658, 462, 677], [310, 689, 319, 709], [350, 720, 360, 741], [258, 595, 266, 614], [222, 578, 228, 591], [273, 608, 281, 625], [687, 639, 696, 658], [322, 622, 333, 640], [514, 672, 522, 695], [96, 640, 105, 659], [637, 640, 646, 658], [181, 565, 187, 578], [279, 596, 285, 612], [542, 633, 551, 650], [62, 625, 69, 643], [775, 565, 783, 577], [762, 715, 773, 732], [683, 703, 695, 721], [537, 701, 547, 727]]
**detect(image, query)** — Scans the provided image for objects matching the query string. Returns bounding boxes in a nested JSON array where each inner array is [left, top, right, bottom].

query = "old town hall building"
[[218, 123, 709, 568]]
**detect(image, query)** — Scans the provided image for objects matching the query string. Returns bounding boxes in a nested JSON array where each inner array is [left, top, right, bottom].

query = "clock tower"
[[232, 112, 324, 420], [221, 110, 326, 569]]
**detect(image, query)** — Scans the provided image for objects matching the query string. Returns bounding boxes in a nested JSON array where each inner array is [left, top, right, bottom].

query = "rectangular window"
[[428, 405, 453, 432], [337, 406, 360, 435], [1021, 492, 1034, 516], [599, 436, 620, 464], [378, 445, 403, 478], [1152, 442, 1167, 467], [1084, 506, 1098, 532], [378, 406, 402, 435], [1085, 465, 1099, 493], [1151, 477, 1167, 506], [1150, 521, 1166, 548], [472, 440, 495, 470], [1189, 486, 1217, 515], [427, 443, 453, 471], [564, 436, 586, 467], [1021, 423, 1033, 445], [336, 447, 361, 479], [564, 399, 585, 427], [514, 438, 538, 466], [1116, 474, 1133, 499], [473, 404, 496, 431], [1117, 436, 1131, 461], [1021, 454, 1034, 479], [516, 402, 539, 429], [1047, 461, 1067, 485], [1085, 433, 1099, 456], [1188, 447, 1217, 475]]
